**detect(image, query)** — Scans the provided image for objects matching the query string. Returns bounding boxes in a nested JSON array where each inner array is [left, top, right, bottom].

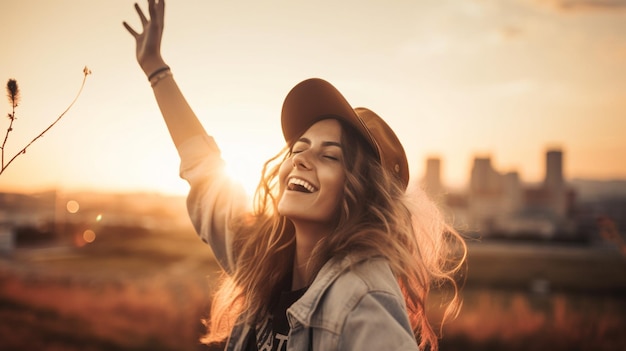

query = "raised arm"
[[123, 0, 206, 147], [123, 0, 248, 273]]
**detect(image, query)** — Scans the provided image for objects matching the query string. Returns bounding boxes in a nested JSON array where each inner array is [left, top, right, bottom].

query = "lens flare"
[[66, 200, 79, 213], [83, 229, 96, 243]]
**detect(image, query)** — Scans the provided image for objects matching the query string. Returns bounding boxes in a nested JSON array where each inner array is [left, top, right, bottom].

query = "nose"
[[292, 151, 312, 170]]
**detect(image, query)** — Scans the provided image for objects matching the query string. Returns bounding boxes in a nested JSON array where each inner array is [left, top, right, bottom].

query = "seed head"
[[6, 79, 20, 109]]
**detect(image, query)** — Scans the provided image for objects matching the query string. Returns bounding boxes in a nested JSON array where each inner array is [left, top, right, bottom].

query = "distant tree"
[[1, 66, 91, 175]]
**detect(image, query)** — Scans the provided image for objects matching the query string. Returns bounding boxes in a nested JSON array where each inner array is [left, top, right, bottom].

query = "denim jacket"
[[179, 133, 420, 351]]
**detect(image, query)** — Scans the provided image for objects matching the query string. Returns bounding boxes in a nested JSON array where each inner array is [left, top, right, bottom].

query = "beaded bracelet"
[[150, 70, 173, 87], [147, 66, 170, 81]]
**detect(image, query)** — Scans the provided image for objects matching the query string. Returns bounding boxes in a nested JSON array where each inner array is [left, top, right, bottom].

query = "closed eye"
[[290, 140, 309, 155], [290, 146, 307, 155]]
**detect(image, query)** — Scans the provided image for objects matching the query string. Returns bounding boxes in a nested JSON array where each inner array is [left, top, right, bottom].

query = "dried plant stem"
[[0, 67, 91, 175], [1, 103, 16, 168]]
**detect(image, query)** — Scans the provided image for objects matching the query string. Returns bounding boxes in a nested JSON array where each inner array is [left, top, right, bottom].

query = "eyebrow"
[[295, 137, 343, 149]]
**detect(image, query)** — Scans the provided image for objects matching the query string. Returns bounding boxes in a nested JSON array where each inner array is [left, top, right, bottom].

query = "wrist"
[[148, 66, 172, 87], [140, 57, 168, 78], [147, 66, 170, 81]]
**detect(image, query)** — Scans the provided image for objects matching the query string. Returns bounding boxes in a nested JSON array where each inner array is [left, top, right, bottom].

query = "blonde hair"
[[202, 120, 467, 351]]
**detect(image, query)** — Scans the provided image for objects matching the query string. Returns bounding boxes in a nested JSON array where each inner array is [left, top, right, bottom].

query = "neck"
[[291, 221, 330, 290]]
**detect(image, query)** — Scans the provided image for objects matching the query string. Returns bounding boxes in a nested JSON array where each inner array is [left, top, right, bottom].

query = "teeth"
[[288, 177, 316, 193]]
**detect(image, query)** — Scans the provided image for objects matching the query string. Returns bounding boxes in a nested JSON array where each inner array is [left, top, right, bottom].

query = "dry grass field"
[[440, 242, 626, 351], [1, 225, 625, 351]]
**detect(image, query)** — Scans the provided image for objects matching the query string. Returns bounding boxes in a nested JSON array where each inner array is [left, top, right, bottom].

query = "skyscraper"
[[545, 149, 564, 191], [544, 149, 566, 217], [423, 157, 443, 200], [470, 157, 502, 195]]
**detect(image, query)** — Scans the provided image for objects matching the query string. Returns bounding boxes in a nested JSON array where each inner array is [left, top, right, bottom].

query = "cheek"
[[325, 173, 346, 205]]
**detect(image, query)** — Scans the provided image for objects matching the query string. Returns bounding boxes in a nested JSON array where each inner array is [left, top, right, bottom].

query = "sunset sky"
[[1, 0, 625, 196]]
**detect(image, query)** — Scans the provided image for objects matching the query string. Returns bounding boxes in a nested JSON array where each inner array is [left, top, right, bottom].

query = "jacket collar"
[[287, 254, 368, 326]]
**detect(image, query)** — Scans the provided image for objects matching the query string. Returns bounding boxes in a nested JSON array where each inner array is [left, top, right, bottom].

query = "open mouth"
[[287, 177, 317, 193]]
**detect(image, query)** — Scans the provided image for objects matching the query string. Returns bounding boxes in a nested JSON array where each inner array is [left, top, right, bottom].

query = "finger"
[[123, 21, 139, 37], [148, 0, 158, 25], [135, 2, 148, 25], [158, 0, 165, 23]]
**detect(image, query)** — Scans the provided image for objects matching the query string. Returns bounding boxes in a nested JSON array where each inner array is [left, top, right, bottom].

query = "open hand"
[[123, 0, 167, 76]]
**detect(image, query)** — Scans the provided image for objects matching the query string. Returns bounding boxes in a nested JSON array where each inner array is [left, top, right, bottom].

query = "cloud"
[[526, 0, 626, 12]]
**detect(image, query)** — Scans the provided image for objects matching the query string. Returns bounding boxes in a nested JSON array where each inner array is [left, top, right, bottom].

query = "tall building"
[[502, 171, 523, 215], [545, 149, 564, 191], [470, 157, 502, 195], [423, 157, 443, 201], [544, 149, 566, 217], [468, 157, 504, 234]]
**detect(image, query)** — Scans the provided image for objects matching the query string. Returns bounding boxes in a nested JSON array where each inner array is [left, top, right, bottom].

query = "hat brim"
[[281, 78, 375, 151]]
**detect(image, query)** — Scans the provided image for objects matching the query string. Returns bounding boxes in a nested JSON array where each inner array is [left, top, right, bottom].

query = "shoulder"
[[293, 257, 417, 350], [311, 257, 407, 330], [331, 257, 403, 300]]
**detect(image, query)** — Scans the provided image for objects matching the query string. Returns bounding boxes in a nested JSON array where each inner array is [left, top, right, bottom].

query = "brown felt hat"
[[281, 78, 409, 190]]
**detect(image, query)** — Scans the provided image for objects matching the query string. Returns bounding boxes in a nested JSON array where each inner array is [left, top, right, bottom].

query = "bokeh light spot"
[[96, 214, 102, 222], [66, 200, 80, 213], [83, 229, 96, 243]]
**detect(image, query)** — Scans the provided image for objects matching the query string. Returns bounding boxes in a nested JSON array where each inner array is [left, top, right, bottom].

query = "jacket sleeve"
[[178, 133, 250, 274], [337, 291, 419, 351]]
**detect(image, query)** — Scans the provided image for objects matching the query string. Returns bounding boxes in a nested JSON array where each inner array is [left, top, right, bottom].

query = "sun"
[[220, 139, 281, 198], [223, 157, 262, 198]]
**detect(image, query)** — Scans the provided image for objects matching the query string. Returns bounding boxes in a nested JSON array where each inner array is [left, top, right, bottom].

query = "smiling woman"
[[122, 1, 466, 351]]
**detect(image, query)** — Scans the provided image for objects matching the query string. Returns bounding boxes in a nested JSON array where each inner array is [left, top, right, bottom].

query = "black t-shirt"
[[244, 286, 307, 351]]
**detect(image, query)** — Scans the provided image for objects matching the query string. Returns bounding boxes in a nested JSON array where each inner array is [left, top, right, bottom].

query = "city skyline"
[[3, 142, 624, 198], [424, 146, 570, 191]]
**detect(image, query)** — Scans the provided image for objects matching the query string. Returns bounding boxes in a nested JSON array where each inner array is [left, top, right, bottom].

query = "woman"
[[124, 1, 466, 350]]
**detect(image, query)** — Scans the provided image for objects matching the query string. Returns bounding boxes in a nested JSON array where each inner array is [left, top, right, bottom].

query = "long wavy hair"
[[202, 118, 467, 351]]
